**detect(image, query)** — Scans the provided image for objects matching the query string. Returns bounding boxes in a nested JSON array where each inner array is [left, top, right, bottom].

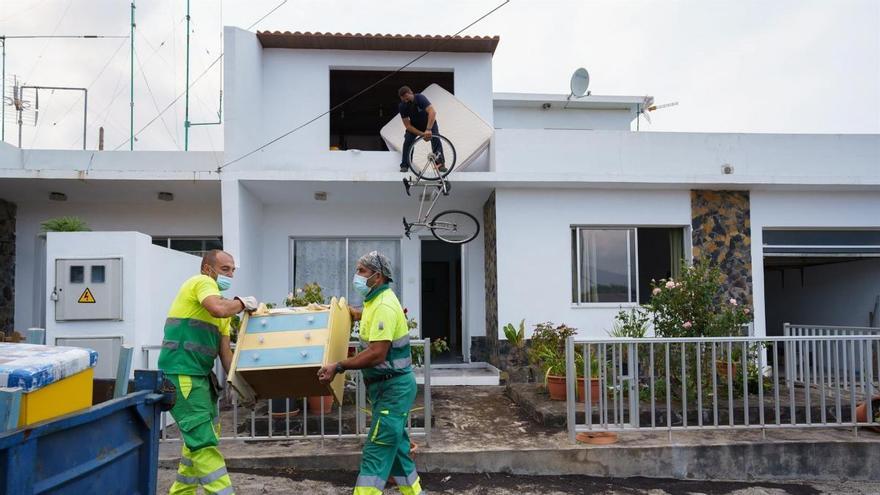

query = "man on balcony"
[[397, 85, 445, 174]]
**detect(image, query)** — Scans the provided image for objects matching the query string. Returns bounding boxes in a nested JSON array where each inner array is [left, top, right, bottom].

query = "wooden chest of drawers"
[[227, 297, 351, 405]]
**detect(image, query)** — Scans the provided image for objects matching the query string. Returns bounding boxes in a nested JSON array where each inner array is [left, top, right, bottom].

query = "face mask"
[[353, 272, 378, 298], [216, 274, 233, 292]]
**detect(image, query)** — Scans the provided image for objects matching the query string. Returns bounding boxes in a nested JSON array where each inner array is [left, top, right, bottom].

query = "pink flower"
[[665, 281, 675, 289], [729, 298, 738, 306], [683, 321, 692, 329], [652, 288, 661, 296], [744, 308, 750, 315]]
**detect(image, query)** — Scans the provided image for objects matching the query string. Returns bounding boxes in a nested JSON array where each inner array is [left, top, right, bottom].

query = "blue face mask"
[[216, 274, 233, 292], [352, 273, 374, 297]]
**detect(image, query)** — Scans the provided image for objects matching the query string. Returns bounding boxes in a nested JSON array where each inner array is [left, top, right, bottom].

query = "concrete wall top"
[[0, 142, 222, 175], [494, 129, 880, 186]]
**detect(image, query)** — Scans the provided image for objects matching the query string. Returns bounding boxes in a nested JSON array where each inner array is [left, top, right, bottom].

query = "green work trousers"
[[166, 374, 234, 495], [354, 372, 421, 495]]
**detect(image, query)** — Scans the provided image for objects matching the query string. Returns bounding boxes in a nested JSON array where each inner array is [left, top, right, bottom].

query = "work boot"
[[399, 164, 409, 173]]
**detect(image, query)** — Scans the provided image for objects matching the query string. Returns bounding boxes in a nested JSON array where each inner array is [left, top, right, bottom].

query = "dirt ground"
[[157, 467, 880, 494]]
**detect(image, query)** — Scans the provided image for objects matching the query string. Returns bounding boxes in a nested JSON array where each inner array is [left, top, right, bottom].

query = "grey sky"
[[1, 0, 877, 152]]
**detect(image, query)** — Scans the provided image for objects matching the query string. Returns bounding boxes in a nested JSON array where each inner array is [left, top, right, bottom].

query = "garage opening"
[[329, 70, 454, 151], [763, 229, 880, 336]]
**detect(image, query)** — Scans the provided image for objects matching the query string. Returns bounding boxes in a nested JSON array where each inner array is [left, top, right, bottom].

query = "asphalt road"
[[158, 468, 880, 494]]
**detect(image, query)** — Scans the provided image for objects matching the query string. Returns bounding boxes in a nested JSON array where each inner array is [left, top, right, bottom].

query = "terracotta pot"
[[716, 360, 738, 377], [576, 431, 618, 445], [576, 377, 601, 404], [856, 396, 880, 423], [546, 375, 567, 401], [307, 395, 334, 413]]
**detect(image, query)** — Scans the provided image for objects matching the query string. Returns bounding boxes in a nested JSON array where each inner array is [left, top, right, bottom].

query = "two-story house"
[[1, 28, 878, 369]]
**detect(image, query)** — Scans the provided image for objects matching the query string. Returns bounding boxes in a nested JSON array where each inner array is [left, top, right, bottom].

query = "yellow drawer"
[[18, 367, 94, 427], [238, 328, 329, 350]]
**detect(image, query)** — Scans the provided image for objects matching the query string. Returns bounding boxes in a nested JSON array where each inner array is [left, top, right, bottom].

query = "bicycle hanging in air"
[[401, 133, 480, 244]]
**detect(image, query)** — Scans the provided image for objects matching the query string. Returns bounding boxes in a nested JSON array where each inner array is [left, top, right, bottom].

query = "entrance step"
[[415, 362, 500, 386]]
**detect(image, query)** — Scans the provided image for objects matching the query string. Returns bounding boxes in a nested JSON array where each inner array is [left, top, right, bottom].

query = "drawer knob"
[[304, 332, 311, 340], [307, 316, 315, 323], [300, 351, 308, 358], [260, 318, 268, 326], [258, 336, 265, 344], [253, 353, 260, 361]]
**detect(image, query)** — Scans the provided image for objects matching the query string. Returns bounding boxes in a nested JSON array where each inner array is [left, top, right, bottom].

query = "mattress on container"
[[0, 343, 98, 393], [380, 83, 493, 171]]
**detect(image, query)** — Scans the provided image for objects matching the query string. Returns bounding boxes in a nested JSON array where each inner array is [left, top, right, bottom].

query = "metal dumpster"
[[0, 370, 172, 495]]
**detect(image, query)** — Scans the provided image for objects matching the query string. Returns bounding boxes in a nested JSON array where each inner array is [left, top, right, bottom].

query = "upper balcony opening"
[[329, 70, 454, 151]]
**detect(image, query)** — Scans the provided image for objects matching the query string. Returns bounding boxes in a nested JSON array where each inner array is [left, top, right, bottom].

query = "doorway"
[[420, 240, 462, 363]]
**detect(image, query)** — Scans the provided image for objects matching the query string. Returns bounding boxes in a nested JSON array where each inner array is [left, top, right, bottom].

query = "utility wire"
[[111, 0, 291, 150], [135, 48, 179, 149], [21, 0, 74, 81], [217, 0, 509, 171], [49, 37, 128, 130]]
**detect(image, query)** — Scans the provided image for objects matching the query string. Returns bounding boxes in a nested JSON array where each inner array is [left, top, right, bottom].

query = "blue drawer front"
[[246, 312, 329, 334], [237, 345, 325, 369]]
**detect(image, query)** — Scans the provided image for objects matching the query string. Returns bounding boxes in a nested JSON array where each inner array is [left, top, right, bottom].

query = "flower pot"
[[716, 360, 738, 377], [576, 377, 601, 404], [307, 395, 334, 413], [856, 396, 880, 423], [546, 375, 567, 401]]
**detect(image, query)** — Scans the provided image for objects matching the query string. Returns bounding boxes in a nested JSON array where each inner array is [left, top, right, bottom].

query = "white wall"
[[240, 182, 488, 350], [219, 180, 264, 299], [750, 191, 880, 337], [223, 28, 494, 171], [223, 27, 264, 172], [45, 232, 200, 375], [764, 259, 880, 334], [493, 106, 633, 130], [494, 188, 692, 339], [494, 129, 880, 183], [14, 200, 221, 330]]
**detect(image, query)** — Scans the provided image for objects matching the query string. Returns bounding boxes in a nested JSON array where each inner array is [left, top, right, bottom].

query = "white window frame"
[[151, 236, 223, 257], [288, 236, 403, 304], [571, 225, 689, 307]]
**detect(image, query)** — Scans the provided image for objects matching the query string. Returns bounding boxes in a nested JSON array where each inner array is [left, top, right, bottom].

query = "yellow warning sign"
[[78, 288, 96, 304]]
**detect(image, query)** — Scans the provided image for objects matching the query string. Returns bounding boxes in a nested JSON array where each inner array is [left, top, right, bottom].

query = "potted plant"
[[529, 322, 577, 401], [856, 395, 880, 424], [40, 216, 91, 232], [502, 319, 530, 382]]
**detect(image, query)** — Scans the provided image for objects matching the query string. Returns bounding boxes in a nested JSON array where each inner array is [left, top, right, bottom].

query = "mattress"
[[380, 83, 493, 171], [0, 343, 98, 393]]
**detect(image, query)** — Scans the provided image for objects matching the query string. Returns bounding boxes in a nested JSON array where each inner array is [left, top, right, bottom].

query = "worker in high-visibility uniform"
[[159, 249, 258, 495], [318, 251, 422, 495]]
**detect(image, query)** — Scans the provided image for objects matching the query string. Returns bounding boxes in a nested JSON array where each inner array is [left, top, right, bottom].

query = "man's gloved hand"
[[235, 296, 259, 312]]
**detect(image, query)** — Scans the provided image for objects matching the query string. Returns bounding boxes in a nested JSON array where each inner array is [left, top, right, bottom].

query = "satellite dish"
[[569, 68, 590, 98]]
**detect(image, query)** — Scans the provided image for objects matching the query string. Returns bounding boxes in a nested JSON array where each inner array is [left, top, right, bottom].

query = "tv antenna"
[[636, 96, 678, 130]]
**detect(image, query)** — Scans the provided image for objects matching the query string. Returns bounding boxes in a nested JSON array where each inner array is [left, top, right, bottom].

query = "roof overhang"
[[257, 31, 500, 54], [493, 92, 649, 111]]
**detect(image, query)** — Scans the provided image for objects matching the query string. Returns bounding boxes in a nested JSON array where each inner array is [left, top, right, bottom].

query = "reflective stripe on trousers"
[[169, 423, 234, 495]]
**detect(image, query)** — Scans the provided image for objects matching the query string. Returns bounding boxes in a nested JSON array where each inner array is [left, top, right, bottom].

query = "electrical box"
[[54, 258, 123, 321], [55, 336, 122, 379]]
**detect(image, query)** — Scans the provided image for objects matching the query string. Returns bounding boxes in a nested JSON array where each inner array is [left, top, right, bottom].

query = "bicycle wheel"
[[408, 134, 457, 181], [429, 210, 480, 244]]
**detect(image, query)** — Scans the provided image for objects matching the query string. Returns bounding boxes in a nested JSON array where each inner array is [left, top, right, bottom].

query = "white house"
[[1, 28, 878, 371]]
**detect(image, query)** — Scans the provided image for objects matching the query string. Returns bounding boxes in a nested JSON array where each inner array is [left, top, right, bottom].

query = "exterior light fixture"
[[49, 192, 67, 201], [157, 192, 174, 202], [722, 164, 734, 175], [314, 192, 328, 201], [541, 103, 551, 110]]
